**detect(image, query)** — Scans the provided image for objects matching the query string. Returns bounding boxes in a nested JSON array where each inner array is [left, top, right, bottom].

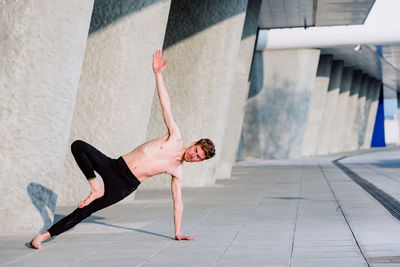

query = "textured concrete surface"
[[343, 70, 362, 152], [301, 55, 333, 157], [317, 60, 344, 155], [360, 78, 377, 148], [354, 74, 370, 149], [215, 0, 261, 180], [242, 49, 320, 159], [3, 147, 400, 266], [59, 0, 171, 205], [0, 0, 94, 233], [362, 81, 382, 149], [145, 0, 248, 188], [330, 67, 354, 154]]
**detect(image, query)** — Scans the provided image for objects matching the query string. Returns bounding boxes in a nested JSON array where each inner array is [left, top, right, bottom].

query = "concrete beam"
[[0, 0, 94, 233], [330, 67, 354, 154], [59, 0, 172, 204], [301, 55, 333, 157], [355, 74, 370, 149], [363, 80, 382, 149], [215, 0, 261, 179], [242, 49, 320, 159], [316, 60, 344, 155], [145, 0, 248, 188], [343, 70, 363, 151], [359, 77, 377, 149]]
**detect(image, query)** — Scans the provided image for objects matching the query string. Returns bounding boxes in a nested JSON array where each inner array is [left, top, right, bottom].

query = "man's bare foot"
[[30, 232, 51, 249], [78, 178, 104, 208]]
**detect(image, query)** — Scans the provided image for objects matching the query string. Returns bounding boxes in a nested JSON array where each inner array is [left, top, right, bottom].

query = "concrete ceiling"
[[259, 0, 375, 29], [322, 44, 400, 92]]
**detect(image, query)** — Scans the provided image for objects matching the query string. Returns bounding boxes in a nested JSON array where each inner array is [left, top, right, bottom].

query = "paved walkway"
[[2, 147, 400, 266]]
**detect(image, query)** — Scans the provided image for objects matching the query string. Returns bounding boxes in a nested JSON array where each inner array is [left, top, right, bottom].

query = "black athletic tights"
[[47, 140, 140, 237]]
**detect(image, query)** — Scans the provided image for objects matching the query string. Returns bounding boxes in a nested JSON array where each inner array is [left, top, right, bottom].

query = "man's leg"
[[70, 140, 110, 208], [30, 194, 120, 249]]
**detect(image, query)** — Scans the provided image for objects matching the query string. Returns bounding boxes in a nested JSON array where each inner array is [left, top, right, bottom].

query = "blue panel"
[[371, 86, 386, 147]]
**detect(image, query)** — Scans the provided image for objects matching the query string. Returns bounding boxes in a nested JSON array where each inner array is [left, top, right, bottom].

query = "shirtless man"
[[30, 50, 215, 249]]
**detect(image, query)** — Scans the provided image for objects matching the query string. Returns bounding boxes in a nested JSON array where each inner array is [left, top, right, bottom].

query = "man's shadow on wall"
[[27, 183, 58, 233]]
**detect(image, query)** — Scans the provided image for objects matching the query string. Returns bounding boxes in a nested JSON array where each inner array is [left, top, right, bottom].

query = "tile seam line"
[[288, 165, 305, 267], [211, 193, 267, 266], [135, 207, 216, 267], [318, 163, 370, 267]]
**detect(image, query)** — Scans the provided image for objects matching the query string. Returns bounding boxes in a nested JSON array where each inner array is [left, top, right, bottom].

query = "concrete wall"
[[330, 67, 354, 154], [363, 81, 382, 149], [215, 0, 261, 179], [143, 0, 248, 188], [242, 49, 320, 159], [343, 70, 362, 151], [316, 60, 344, 155], [301, 55, 333, 157], [0, 1, 94, 232], [58, 0, 171, 205]]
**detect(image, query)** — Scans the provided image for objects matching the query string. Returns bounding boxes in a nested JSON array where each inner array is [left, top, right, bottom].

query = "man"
[[30, 50, 215, 249]]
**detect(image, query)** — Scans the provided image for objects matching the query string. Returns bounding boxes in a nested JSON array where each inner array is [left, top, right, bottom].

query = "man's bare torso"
[[122, 134, 185, 182]]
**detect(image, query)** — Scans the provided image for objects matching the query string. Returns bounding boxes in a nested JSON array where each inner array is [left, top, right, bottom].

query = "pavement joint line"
[[4, 234, 77, 265], [319, 164, 370, 267], [360, 163, 400, 183], [333, 157, 400, 221], [288, 165, 305, 267], [68, 218, 161, 266], [135, 207, 215, 267], [211, 195, 267, 266]]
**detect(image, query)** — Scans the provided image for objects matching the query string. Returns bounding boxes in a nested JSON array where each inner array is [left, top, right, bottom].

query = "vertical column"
[[343, 70, 362, 151], [316, 60, 344, 155], [59, 0, 172, 205], [144, 0, 248, 188], [0, 1, 94, 233], [363, 81, 382, 148], [359, 78, 376, 148], [301, 55, 333, 157], [242, 49, 321, 159], [215, 0, 261, 179], [330, 67, 354, 154], [354, 74, 370, 149], [398, 92, 400, 144]]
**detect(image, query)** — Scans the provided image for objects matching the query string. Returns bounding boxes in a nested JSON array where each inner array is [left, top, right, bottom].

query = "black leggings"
[[47, 140, 140, 237]]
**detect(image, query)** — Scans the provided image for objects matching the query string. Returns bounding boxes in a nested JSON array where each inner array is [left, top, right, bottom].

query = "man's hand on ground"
[[175, 235, 195, 241]]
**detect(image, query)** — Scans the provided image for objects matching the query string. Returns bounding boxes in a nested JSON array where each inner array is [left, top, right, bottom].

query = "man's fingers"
[[161, 51, 165, 63]]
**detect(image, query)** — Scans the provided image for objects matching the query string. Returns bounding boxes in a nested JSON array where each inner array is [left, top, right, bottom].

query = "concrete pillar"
[[144, 0, 248, 188], [242, 49, 321, 159], [301, 55, 333, 157], [316, 60, 344, 155], [59, 0, 172, 205], [343, 70, 362, 151], [330, 67, 354, 154], [359, 77, 376, 148], [354, 74, 370, 149], [363, 81, 382, 148], [215, 0, 261, 179], [398, 92, 400, 144], [0, 1, 94, 233]]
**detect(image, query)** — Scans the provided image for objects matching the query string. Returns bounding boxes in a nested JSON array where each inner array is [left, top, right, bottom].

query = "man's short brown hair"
[[196, 138, 215, 160]]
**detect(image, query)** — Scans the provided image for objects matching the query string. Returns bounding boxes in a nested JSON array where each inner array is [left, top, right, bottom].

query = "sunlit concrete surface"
[[2, 147, 400, 266]]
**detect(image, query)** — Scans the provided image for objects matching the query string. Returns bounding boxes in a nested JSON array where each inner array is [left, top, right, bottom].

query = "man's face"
[[184, 143, 206, 162]]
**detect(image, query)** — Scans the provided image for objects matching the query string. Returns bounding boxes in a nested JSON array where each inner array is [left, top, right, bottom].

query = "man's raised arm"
[[152, 50, 180, 138]]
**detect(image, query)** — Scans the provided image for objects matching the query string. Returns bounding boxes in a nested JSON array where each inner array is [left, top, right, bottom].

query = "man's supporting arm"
[[171, 175, 195, 241], [152, 50, 181, 137]]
